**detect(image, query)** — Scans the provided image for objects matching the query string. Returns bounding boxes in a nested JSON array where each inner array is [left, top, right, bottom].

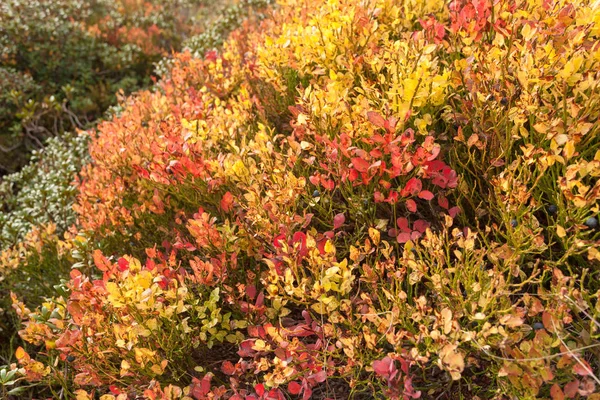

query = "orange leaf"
[[351, 157, 370, 173], [220, 191, 234, 212], [367, 111, 386, 128], [418, 190, 434, 200], [550, 384, 565, 400], [573, 359, 592, 376], [93, 249, 111, 272], [15, 346, 29, 362]]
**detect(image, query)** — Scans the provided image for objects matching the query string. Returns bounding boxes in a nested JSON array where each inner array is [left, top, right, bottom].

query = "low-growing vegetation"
[[0, 0, 231, 174], [2, 0, 600, 398]]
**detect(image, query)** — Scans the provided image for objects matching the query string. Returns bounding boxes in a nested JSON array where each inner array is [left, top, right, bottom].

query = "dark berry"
[[500, 97, 508, 106], [510, 219, 518, 228], [584, 217, 598, 228], [547, 204, 558, 215], [67, 355, 76, 362], [533, 322, 544, 330], [313, 190, 320, 198]]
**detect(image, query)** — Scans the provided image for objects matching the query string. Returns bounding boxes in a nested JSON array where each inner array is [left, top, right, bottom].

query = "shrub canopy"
[[3, 0, 600, 399]]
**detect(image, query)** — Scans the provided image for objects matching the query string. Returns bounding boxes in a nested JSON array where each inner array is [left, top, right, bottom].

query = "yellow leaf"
[[146, 318, 158, 331], [533, 123, 548, 134], [439, 344, 465, 380], [300, 141, 312, 150], [75, 390, 93, 400], [556, 225, 566, 238], [329, 69, 338, 81], [15, 346, 27, 361], [349, 245, 360, 262], [150, 363, 165, 375], [311, 302, 327, 314], [519, 125, 529, 138], [324, 240, 335, 254], [588, 247, 600, 261], [297, 113, 308, 125], [500, 314, 524, 328], [369, 227, 380, 245], [563, 140, 576, 160], [521, 23, 535, 41], [441, 308, 453, 335], [252, 339, 268, 351], [403, 78, 419, 103], [120, 359, 131, 377]]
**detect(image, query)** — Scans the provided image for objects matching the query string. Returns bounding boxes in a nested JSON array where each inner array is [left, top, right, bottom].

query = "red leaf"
[[273, 234, 286, 248], [317, 238, 327, 254], [221, 361, 236, 375], [403, 177, 422, 196], [370, 148, 383, 158], [413, 220, 430, 233], [386, 191, 399, 204], [190, 376, 212, 399], [404, 376, 422, 398], [438, 196, 449, 209], [400, 129, 415, 145], [292, 231, 307, 253], [373, 357, 393, 378], [247, 325, 259, 337], [255, 384, 265, 396], [220, 191, 234, 212], [397, 232, 412, 243], [573, 359, 592, 376], [246, 285, 257, 300], [385, 116, 398, 132], [406, 199, 417, 212], [255, 291, 265, 308], [288, 381, 302, 395], [418, 190, 434, 201], [238, 340, 257, 357], [117, 257, 129, 272], [311, 370, 327, 383], [352, 157, 370, 173], [302, 213, 314, 229], [449, 206, 460, 218], [109, 385, 122, 395], [563, 380, 579, 398], [333, 213, 346, 230], [269, 388, 285, 400], [302, 387, 312, 400], [322, 178, 335, 190], [367, 111, 386, 128], [396, 217, 410, 232]]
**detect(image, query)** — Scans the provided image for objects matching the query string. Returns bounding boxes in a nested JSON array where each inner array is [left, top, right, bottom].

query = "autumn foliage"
[[3, 0, 600, 398]]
